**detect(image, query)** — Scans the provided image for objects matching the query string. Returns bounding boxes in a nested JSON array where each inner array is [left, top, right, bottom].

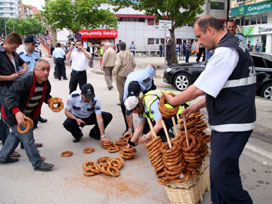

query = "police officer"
[[124, 89, 189, 147], [19, 35, 47, 126], [63, 83, 113, 143]]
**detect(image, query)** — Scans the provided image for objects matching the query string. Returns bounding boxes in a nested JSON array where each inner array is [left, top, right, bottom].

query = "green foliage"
[[6, 18, 46, 36], [0, 17, 11, 36], [41, 0, 117, 32]]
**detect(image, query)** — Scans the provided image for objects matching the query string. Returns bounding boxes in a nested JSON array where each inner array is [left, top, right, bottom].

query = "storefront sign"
[[230, 1, 272, 16], [243, 24, 272, 36], [78, 29, 118, 39]]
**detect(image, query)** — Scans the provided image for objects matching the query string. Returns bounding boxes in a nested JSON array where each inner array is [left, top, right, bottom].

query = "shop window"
[[147, 19, 154, 26], [176, 39, 182, 44], [210, 2, 225, 10], [161, 38, 165, 44], [118, 18, 123, 22], [155, 20, 159, 25], [155, 38, 160, 44], [235, 19, 241, 26], [261, 16, 267, 24], [139, 18, 145, 22], [251, 17, 256, 25], [148, 38, 154, 45], [257, 16, 261, 24], [244, 17, 250, 26]]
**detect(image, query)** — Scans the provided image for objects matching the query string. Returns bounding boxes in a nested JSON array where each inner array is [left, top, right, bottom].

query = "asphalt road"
[[0, 49, 271, 204]]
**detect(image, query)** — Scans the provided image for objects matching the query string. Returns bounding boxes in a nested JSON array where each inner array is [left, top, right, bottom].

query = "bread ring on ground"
[[108, 146, 120, 153], [17, 116, 33, 134], [83, 147, 95, 154], [97, 156, 110, 164], [84, 167, 97, 176], [107, 166, 120, 177], [61, 151, 73, 157], [49, 97, 64, 112], [89, 164, 101, 174], [83, 161, 96, 169]]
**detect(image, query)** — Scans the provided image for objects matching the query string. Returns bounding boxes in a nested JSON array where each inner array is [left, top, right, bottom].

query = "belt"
[[72, 70, 86, 74]]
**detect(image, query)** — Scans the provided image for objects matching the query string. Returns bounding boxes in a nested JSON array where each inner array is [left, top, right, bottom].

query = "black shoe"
[[108, 86, 113, 90], [89, 129, 100, 140], [0, 157, 19, 163], [73, 137, 81, 143], [34, 162, 54, 172], [63, 78, 68, 80], [38, 116, 47, 123]]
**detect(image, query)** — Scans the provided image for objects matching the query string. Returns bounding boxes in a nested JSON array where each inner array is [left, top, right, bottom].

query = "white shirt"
[[193, 47, 239, 98], [52, 47, 65, 59], [70, 50, 90, 71]]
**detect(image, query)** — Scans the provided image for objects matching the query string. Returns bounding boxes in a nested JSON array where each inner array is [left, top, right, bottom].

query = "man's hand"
[[100, 137, 110, 144], [123, 129, 132, 137], [15, 111, 25, 127], [9, 73, 19, 81], [139, 134, 151, 144], [76, 119, 85, 127], [17, 69, 26, 75], [181, 104, 199, 118]]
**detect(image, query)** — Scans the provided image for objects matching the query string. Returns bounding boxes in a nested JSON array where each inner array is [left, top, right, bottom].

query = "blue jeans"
[[0, 125, 42, 168], [0, 86, 10, 144]]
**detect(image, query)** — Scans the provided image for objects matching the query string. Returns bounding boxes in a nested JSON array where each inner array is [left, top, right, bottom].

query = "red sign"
[[79, 29, 118, 39]]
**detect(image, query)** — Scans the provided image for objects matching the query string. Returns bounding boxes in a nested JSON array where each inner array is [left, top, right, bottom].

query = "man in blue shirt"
[[19, 35, 47, 129], [52, 43, 67, 80]]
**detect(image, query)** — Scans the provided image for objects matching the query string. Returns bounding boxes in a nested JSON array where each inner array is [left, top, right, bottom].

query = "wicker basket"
[[164, 161, 210, 204]]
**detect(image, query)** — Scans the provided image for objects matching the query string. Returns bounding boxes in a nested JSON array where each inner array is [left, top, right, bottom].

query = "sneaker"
[[34, 162, 54, 172], [0, 157, 19, 163], [38, 116, 47, 123]]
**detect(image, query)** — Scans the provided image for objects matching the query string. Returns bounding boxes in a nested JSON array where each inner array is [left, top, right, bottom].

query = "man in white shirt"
[[66, 40, 91, 94]]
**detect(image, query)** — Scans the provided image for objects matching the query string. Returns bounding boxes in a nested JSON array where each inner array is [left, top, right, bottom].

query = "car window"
[[264, 59, 272, 68], [252, 56, 265, 68]]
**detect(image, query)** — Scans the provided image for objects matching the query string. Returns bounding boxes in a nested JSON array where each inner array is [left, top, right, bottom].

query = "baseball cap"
[[24, 35, 35, 43], [81, 83, 95, 99], [125, 96, 139, 115], [128, 81, 141, 97]]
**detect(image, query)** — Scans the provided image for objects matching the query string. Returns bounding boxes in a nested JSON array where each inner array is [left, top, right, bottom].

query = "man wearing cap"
[[166, 35, 173, 66], [121, 64, 157, 137], [0, 32, 27, 158], [19, 35, 48, 128], [124, 90, 189, 146], [63, 83, 112, 143]]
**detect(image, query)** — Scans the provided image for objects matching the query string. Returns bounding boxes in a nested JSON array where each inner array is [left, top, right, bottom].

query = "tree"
[[41, 0, 117, 32], [109, 0, 205, 64], [6, 18, 46, 36], [0, 18, 11, 37]]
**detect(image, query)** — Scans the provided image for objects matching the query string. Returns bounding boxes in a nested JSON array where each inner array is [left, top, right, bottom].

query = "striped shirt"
[[24, 83, 44, 115]]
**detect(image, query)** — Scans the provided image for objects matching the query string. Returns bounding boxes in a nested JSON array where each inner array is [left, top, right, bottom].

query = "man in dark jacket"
[[166, 35, 173, 66], [0, 59, 54, 172]]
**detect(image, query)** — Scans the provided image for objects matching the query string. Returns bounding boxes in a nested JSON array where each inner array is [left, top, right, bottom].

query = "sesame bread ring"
[[83, 147, 95, 154], [61, 151, 73, 157], [17, 116, 33, 134]]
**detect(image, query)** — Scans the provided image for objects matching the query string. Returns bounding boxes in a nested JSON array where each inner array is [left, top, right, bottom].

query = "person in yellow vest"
[[124, 90, 189, 147]]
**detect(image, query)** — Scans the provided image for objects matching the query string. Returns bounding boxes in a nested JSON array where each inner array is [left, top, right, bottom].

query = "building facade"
[[230, 0, 272, 53], [0, 0, 19, 18], [67, 1, 228, 55]]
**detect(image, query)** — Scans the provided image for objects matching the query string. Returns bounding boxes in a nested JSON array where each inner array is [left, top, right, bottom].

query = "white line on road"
[[244, 143, 272, 166]]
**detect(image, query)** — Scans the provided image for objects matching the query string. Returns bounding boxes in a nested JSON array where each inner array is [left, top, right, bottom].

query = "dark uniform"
[[207, 33, 255, 204], [63, 90, 112, 142]]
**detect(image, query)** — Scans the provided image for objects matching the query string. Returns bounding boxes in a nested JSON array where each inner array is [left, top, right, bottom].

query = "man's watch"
[[101, 135, 105, 138]]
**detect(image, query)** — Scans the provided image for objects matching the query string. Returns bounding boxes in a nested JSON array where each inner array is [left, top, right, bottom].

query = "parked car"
[[163, 53, 272, 100]]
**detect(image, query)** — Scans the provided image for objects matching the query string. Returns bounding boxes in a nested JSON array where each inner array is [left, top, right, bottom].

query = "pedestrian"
[[63, 83, 113, 143], [122, 65, 157, 137], [87, 42, 94, 67], [196, 43, 205, 62], [116, 40, 121, 53], [101, 42, 116, 90], [247, 40, 252, 52], [66, 39, 91, 94], [52, 43, 67, 81], [227, 19, 247, 48], [0, 59, 55, 172], [19, 35, 48, 133], [162, 15, 255, 204], [185, 40, 191, 63], [159, 42, 164, 57], [113, 41, 136, 103], [129, 41, 136, 56], [124, 90, 189, 147], [166, 35, 174, 66], [255, 39, 262, 52], [182, 40, 186, 57], [0, 32, 27, 158]]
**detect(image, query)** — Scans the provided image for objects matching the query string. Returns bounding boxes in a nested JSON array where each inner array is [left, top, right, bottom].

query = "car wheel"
[[173, 73, 191, 91], [261, 83, 272, 100]]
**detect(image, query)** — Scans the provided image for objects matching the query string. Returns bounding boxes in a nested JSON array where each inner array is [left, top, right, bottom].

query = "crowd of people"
[[0, 14, 257, 204]]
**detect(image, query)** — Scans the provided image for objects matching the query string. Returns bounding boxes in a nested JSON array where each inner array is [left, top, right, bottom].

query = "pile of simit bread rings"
[[144, 93, 211, 185]]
